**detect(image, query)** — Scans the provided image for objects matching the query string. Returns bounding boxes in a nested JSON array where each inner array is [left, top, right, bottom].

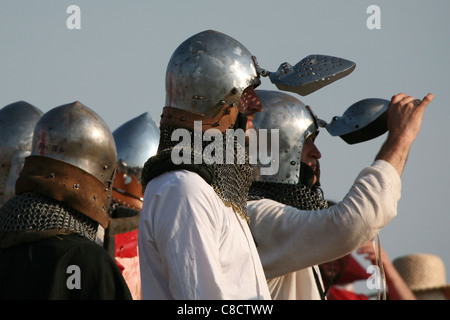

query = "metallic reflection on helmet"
[[325, 98, 389, 144], [165, 30, 260, 118], [112, 112, 159, 210], [0, 101, 43, 206], [30, 101, 117, 185], [266, 55, 356, 96], [251, 90, 319, 185], [15, 101, 117, 228]]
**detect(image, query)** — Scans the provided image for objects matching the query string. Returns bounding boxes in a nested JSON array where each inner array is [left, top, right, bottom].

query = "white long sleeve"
[[248, 160, 401, 280]]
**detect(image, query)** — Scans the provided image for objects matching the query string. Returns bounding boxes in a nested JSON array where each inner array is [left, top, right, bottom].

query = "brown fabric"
[[15, 156, 111, 228], [160, 105, 239, 133], [112, 171, 143, 211]]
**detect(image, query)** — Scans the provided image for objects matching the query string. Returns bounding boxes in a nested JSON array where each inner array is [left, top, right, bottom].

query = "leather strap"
[[160, 105, 239, 133], [16, 156, 112, 228], [112, 170, 143, 210]]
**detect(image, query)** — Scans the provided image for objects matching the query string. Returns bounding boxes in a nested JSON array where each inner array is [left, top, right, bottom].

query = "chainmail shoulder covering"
[[0, 191, 99, 243], [141, 125, 253, 223], [248, 181, 328, 211]]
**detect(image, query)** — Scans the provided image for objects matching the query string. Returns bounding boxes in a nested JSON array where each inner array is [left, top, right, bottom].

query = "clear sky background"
[[1, 0, 449, 297]]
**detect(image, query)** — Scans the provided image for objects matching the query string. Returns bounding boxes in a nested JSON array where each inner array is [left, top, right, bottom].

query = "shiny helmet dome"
[[164, 30, 261, 120], [30, 101, 116, 185], [250, 90, 320, 184], [325, 98, 390, 145], [112, 112, 159, 210], [0, 101, 43, 206], [15, 101, 116, 228]]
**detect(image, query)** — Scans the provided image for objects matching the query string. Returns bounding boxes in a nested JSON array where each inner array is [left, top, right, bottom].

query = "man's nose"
[[312, 144, 322, 159]]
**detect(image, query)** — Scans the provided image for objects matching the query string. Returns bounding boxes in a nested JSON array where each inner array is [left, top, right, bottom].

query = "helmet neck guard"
[[15, 156, 113, 228], [160, 105, 240, 133]]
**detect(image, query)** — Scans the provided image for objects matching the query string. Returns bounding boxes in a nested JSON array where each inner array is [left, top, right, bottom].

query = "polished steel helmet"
[[325, 98, 390, 144], [0, 101, 43, 206], [250, 90, 320, 184], [112, 112, 159, 210], [15, 101, 116, 228], [30, 101, 116, 184], [165, 29, 261, 117]]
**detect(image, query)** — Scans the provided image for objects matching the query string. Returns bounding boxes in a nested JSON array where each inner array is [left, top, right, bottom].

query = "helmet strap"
[[160, 105, 239, 133]]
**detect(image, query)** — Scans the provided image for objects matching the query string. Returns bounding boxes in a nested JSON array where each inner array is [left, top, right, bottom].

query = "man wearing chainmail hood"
[[242, 89, 434, 300], [138, 30, 271, 299], [0, 102, 132, 300]]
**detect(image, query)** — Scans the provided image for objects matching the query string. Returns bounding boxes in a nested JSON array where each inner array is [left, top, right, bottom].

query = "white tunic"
[[139, 170, 271, 300], [247, 160, 402, 300]]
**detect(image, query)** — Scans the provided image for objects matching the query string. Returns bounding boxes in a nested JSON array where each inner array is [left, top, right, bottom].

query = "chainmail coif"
[[141, 125, 253, 223], [248, 181, 328, 211], [0, 191, 98, 243], [247, 162, 328, 211]]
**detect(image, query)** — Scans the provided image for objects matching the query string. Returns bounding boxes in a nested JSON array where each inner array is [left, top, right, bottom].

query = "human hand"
[[375, 93, 434, 175], [386, 93, 434, 145], [357, 241, 391, 266]]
